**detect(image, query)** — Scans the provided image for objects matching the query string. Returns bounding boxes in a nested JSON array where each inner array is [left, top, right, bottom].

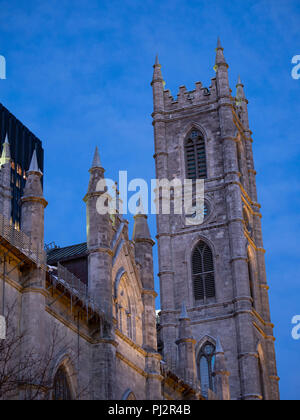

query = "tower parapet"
[[162, 79, 217, 112]]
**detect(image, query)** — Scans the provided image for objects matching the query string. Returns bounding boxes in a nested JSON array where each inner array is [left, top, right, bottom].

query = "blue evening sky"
[[0, 0, 299, 400]]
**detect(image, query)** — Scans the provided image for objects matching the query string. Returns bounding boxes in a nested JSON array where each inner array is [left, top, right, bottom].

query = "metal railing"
[[0, 213, 46, 266], [49, 263, 105, 318], [0, 212, 107, 323]]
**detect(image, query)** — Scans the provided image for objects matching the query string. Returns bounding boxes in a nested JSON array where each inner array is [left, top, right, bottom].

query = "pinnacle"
[[28, 149, 41, 173], [215, 37, 227, 67], [0, 133, 11, 164], [91, 146, 102, 169], [151, 54, 164, 85], [215, 337, 224, 354], [179, 302, 189, 320]]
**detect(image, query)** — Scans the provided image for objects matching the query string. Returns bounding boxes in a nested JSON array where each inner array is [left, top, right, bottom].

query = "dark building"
[[0, 103, 44, 227]]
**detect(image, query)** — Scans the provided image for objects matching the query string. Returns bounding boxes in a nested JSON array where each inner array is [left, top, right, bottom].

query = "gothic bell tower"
[[152, 40, 279, 400]]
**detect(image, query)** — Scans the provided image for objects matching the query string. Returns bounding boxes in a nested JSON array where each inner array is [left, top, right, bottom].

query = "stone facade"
[[0, 140, 200, 401], [0, 39, 279, 400], [152, 40, 279, 400]]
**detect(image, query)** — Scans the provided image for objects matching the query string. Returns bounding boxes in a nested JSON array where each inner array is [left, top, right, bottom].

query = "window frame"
[[53, 366, 72, 401], [184, 130, 208, 180], [192, 241, 216, 303], [197, 341, 216, 397]]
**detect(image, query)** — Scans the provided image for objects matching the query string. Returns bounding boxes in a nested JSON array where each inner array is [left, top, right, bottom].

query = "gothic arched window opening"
[[192, 241, 215, 302], [247, 258, 255, 306], [185, 130, 207, 180], [198, 341, 216, 397], [53, 366, 72, 400]]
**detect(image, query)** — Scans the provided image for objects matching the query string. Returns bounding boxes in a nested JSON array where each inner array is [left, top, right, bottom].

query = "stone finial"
[[28, 149, 42, 174], [215, 337, 224, 354], [133, 209, 154, 245], [179, 302, 189, 320], [215, 36, 228, 67], [0, 134, 11, 165], [213, 338, 230, 400], [151, 54, 164, 84], [91, 146, 102, 169], [236, 75, 245, 100], [22, 150, 46, 200]]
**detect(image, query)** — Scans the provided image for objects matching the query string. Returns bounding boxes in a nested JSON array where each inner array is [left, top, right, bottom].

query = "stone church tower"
[[152, 39, 279, 400]]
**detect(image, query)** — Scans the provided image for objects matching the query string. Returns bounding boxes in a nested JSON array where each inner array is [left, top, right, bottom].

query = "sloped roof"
[[47, 242, 87, 265]]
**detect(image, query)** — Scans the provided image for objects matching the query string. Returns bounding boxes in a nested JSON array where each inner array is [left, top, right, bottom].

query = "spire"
[[85, 146, 106, 198], [28, 149, 42, 174], [151, 54, 164, 85], [236, 75, 245, 100], [179, 302, 189, 320], [91, 146, 102, 169], [0, 134, 11, 165], [23, 150, 45, 199], [215, 36, 228, 67], [213, 338, 230, 400], [133, 211, 153, 244]]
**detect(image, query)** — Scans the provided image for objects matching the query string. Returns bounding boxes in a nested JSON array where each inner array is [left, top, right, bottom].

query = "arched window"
[[53, 367, 72, 400], [198, 341, 216, 397], [185, 130, 207, 180], [247, 258, 255, 306], [258, 357, 266, 400], [192, 241, 215, 301], [116, 274, 136, 342], [122, 389, 137, 400]]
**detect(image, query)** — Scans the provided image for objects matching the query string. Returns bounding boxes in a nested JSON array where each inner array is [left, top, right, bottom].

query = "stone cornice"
[[152, 104, 217, 124], [252, 309, 274, 329], [158, 271, 174, 278], [142, 288, 158, 298], [88, 247, 113, 257], [45, 306, 94, 343], [253, 322, 276, 341], [134, 238, 155, 247], [238, 352, 259, 360], [175, 337, 196, 345], [21, 196, 48, 208], [116, 328, 147, 357]]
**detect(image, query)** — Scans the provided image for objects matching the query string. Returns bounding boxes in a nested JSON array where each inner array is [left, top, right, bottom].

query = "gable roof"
[[47, 242, 87, 265]]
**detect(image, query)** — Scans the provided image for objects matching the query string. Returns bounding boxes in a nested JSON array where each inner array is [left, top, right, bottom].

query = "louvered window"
[[192, 241, 215, 301], [185, 130, 207, 180]]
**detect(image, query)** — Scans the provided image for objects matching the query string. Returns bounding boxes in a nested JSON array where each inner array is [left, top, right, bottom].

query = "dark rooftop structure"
[[47, 242, 88, 285], [0, 103, 44, 227]]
